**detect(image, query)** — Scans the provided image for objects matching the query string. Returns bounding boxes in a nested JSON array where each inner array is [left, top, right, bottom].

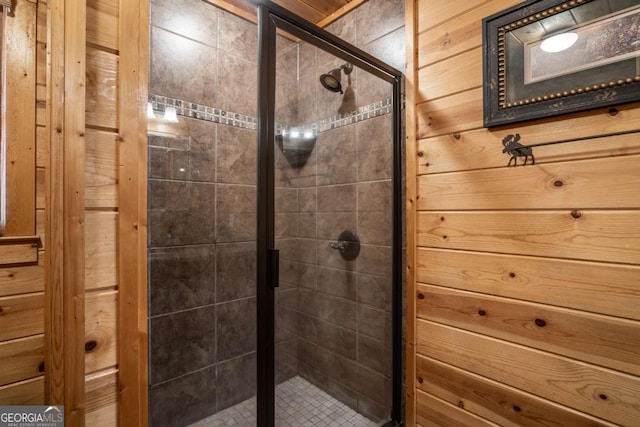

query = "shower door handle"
[[268, 248, 279, 288]]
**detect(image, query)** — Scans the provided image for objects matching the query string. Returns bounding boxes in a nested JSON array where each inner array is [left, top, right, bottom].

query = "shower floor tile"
[[188, 376, 381, 427]]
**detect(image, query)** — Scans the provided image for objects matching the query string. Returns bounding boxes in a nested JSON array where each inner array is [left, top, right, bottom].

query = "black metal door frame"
[[256, 2, 404, 425]]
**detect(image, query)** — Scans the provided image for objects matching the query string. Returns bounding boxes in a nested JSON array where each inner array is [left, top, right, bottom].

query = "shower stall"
[[147, 1, 404, 426]]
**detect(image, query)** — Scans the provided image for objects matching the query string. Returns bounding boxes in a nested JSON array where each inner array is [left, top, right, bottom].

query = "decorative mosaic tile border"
[[149, 94, 258, 130], [148, 93, 392, 135]]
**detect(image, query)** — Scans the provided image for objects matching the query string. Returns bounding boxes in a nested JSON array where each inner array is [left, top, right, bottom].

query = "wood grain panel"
[[416, 248, 640, 321], [85, 212, 117, 290], [273, 0, 325, 22], [0, 293, 44, 342], [87, 0, 119, 51], [417, 355, 616, 427], [417, 47, 481, 102], [37, 0, 47, 44], [37, 83, 47, 102], [36, 41, 46, 85], [0, 242, 38, 265], [417, 155, 640, 210], [85, 369, 117, 418], [316, 0, 367, 27], [417, 131, 640, 175], [86, 402, 117, 427], [86, 48, 118, 130], [0, 335, 44, 385], [416, 88, 483, 139], [417, 320, 640, 426], [85, 290, 118, 374], [417, 0, 489, 33], [0, 265, 44, 297], [118, 0, 149, 424], [203, 0, 257, 24], [86, 130, 118, 209], [4, 0, 37, 236], [417, 0, 519, 67], [36, 209, 45, 252], [416, 389, 499, 427], [417, 211, 640, 264], [36, 126, 47, 168], [404, 0, 418, 423], [417, 284, 640, 375], [46, 0, 87, 418], [36, 167, 45, 210], [36, 101, 46, 126], [0, 377, 44, 405]]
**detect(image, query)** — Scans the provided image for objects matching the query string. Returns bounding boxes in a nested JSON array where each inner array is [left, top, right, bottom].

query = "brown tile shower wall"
[[147, 1, 258, 426], [284, 0, 405, 422]]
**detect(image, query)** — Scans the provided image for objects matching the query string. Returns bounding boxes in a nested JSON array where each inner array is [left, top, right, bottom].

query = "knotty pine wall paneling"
[[408, 0, 640, 425], [41, 0, 147, 424], [0, 0, 45, 407]]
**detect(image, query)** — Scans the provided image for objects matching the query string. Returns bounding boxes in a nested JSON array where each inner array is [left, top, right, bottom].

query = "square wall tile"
[[216, 184, 256, 243], [216, 242, 256, 302], [217, 124, 257, 185], [216, 297, 256, 360], [151, 0, 218, 47], [149, 245, 216, 316], [149, 306, 216, 385], [216, 351, 256, 411], [217, 9, 258, 62], [216, 52, 257, 116], [357, 115, 392, 182], [184, 117, 217, 183], [355, 0, 405, 45], [149, 365, 217, 427], [316, 125, 357, 186], [150, 27, 216, 106], [149, 180, 216, 247]]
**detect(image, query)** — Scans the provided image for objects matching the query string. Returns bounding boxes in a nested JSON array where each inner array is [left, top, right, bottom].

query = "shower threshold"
[[188, 376, 381, 426]]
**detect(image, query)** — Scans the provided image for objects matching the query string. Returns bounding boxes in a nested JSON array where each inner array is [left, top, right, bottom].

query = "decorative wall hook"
[[502, 133, 535, 167]]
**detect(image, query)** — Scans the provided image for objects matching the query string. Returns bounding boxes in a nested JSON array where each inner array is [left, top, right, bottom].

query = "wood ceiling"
[[206, 0, 367, 27]]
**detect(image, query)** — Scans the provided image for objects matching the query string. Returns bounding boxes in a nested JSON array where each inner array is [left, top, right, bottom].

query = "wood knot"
[[570, 210, 582, 219], [417, 293, 425, 300], [38, 361, 45, 373], [513, 405, 521, 412], [85, 340, 98, 353], [599, 394, 608, 400], [417, 151, 424, 157], [457, 401, 464, 409], [608, 108, 619, 116], [478, 310, 487, 316], [534, 318, 546, 327], [509, 272, 516, 278], [553, 180, 564, 187], [417, 377, 423, 383], [452, 132, 461, 140]]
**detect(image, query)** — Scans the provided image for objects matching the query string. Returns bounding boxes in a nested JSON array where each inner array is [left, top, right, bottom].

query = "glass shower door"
[[260, 5, 400, 425]]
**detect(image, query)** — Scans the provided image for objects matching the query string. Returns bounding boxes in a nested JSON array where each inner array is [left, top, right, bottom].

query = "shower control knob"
[[328, 230, 360, 261]]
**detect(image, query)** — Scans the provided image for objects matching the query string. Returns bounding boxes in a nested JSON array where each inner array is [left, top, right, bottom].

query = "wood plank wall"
[[43, 0, 146, 425], [0, 0, 45, 406], [407, 0, 640, 425], [84, 0, 120, 422]]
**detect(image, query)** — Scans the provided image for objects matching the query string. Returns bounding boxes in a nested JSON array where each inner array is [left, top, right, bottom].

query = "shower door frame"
[[256, 2, 404, 426]]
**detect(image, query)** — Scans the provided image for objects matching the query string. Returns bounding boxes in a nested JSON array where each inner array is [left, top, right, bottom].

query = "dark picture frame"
[[482, 0, 640, 128]]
